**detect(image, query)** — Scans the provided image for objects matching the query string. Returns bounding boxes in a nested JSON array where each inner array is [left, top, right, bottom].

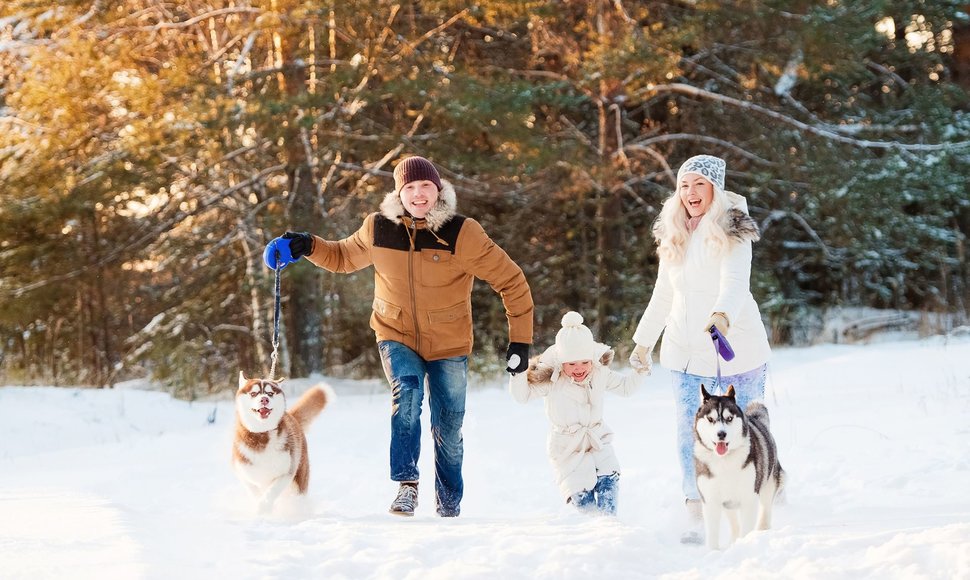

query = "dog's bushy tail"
[[290, 383, 334, 427], [745, 401, 770, 429]]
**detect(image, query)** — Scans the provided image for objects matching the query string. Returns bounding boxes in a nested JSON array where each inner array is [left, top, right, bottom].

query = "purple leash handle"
[[710, 326, 735, 361], [709, 325, 735, 389]]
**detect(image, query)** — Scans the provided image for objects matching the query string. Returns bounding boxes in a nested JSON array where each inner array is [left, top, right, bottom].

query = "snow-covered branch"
[[6, 163, 287, 299], [131, 7, 264, 31], [638, 83, 969, 151], [761, 209, 840, 261], [624, 133, 777, 167]]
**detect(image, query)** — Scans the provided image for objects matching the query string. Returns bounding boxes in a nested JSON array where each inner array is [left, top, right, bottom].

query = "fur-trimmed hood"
[[655, 192, 760, 250], [526, 346, 615, 386], [508, 341, 641, 500], [723, 206, 761, 243], [379, 179, 458, 232]]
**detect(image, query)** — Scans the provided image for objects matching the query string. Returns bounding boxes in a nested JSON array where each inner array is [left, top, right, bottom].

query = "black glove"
[[505, 342, 530, 374], [282, 231, 314, 260]]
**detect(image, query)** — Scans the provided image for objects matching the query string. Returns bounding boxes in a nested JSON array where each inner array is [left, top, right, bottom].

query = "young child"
[[510, 311, 649, 515]]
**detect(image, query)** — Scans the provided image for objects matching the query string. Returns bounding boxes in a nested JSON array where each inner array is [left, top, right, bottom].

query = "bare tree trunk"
[[49, 317, 64, 386], [90, 209, 114, 388], [76, 289, 86, 383], [82, 284, 101, 386], [241, 236, 270, 376], [594, 87, 626, 339], [578, 187, 591, 311], [281, 38, 324, 377], [953, 5, 970, 91], [17, 328, 28, 377], [955, 214, 970, 323]]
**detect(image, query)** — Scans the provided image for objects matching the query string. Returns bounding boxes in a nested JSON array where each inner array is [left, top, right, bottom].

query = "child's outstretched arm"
[[509, 355, 554, 403], [599, 349, 647, 397], [603, 368, 646, 397]]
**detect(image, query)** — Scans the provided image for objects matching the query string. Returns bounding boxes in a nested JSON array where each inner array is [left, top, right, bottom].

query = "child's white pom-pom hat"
[[555, 311, 599, 363]]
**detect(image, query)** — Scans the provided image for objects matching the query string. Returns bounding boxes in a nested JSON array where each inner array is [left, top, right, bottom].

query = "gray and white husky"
[[693, 385, 785, 550]]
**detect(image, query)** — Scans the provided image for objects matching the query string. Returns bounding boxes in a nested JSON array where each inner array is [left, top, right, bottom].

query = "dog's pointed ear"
[[238, 371, 248, 387], [726, 385, 736, 400], [700, 384, 711, 400]]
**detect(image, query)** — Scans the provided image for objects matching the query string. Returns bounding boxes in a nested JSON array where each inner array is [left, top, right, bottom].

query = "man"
[[264, 156, 533, 517]]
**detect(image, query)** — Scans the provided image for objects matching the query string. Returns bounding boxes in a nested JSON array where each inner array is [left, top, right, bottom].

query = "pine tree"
[[1, 1, 966, 392]]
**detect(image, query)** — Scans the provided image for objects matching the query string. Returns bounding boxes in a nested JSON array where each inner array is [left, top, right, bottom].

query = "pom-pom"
[[561, 311, 584, 328]]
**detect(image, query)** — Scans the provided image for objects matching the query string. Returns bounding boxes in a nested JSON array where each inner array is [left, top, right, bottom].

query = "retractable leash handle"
[[709, 326, 735, 361], [709, 325, 735, 390]]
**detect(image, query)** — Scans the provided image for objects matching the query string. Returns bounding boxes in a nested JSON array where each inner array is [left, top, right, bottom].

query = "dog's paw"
[[679, 530, 703, 545]]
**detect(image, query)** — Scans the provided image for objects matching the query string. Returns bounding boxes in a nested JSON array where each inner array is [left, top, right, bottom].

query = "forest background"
[[1, 1, 968, 396]]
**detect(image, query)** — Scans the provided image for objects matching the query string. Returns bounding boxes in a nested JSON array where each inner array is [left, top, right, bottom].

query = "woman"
[[628, 154, 771, 538]]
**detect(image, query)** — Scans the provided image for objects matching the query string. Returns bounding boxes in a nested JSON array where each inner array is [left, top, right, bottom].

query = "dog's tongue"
[[716, 442, 729, 456], [258, 407, 272, 419]]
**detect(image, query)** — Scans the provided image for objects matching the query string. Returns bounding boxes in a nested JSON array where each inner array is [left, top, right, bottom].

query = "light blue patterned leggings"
[[672, 364, 767, 500]]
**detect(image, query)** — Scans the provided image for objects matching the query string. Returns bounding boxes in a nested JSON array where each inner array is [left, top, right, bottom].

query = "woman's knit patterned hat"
[[394, 156, 442, 193], [676, 155, 726, 192]]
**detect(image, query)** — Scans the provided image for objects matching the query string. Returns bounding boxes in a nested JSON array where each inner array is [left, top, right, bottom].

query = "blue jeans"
[[378, 340, 468, 514], [672, 364, 767, 500]]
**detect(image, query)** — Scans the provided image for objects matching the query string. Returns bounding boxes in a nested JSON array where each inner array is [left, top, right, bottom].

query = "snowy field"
[[2, 337, 969, 580]]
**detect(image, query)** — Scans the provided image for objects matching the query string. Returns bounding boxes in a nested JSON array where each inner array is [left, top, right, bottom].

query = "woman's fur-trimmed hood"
[[526, 347, 615, 386], [379, 179, 457, 232], [723, 206, 760, 243]]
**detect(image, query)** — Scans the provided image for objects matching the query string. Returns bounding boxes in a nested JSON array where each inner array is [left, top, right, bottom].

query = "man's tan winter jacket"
[[305, 180, 534, 360]]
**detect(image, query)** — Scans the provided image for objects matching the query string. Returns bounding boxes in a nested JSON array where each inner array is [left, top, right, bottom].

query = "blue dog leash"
[[269, 252, 283, 380]]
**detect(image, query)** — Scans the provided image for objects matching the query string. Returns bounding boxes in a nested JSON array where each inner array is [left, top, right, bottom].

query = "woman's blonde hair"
[[653, 180, 740, 263]]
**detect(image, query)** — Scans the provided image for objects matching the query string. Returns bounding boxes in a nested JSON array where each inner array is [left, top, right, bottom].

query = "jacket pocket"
[[427, 302, 469, 324], [420, 249, 456, 287], [373, 297, 402, 320], [426, 302, 472, 355]]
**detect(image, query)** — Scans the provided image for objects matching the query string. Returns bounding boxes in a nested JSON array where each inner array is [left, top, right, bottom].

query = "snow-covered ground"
[[2, 337, 969, 579]]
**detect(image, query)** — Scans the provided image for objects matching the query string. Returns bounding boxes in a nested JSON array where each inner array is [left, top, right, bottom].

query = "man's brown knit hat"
[[393, 156, 442, 192]]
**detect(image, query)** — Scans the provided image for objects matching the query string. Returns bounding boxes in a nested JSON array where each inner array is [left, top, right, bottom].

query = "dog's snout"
[[260, 396, 270, 406], [717, 430, 727, 440]]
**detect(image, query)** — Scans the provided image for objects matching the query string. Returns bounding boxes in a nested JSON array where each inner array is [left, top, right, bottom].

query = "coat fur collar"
[[724, 207, 761, 243], [379, 179, 457, 232]]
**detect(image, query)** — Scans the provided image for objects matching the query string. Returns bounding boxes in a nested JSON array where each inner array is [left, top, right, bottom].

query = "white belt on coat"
[[553, 422, 604, 452]]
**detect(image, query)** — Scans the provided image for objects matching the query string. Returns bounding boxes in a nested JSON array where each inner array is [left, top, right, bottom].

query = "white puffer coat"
[[633, 197, 771, 376], [510, 345, 644, 499]]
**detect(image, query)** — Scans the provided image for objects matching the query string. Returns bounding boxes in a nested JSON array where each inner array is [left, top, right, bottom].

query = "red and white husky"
[[232, 372, 332, 514]]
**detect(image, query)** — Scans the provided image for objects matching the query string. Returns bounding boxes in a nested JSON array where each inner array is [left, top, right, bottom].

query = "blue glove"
[[263, 231, 313, 270]]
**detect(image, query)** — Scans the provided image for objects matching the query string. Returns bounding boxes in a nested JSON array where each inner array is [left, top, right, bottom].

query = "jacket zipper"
[[682, 234, 694, 374], [407, 220, 421, 354]]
